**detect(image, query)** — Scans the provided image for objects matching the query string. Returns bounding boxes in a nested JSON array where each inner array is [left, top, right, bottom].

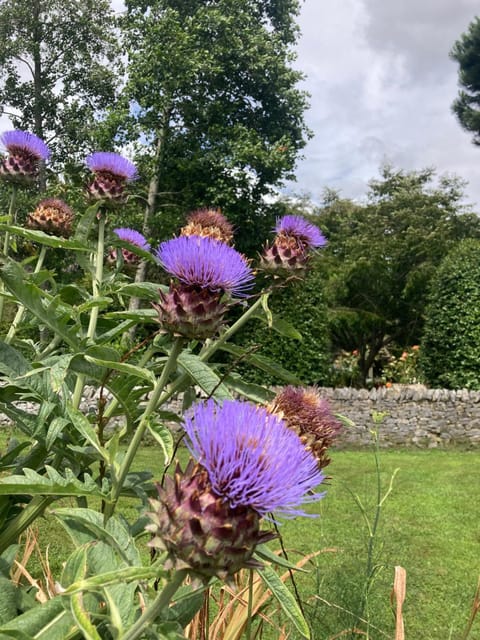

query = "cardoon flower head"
[[275, 215, 327, 249], [85, 151, 137, 206], [147, 399, 324, 580], [153, 236, 254, 339], [268, 386, 343, 469], [27, 198, 75, 238], [181, 207, 234, 244], [0, 130, 50, 183], [261, 214, 326, 276], [108, 227, 150, 270]]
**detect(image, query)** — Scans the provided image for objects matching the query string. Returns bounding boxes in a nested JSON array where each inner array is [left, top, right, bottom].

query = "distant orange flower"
[[412, 345, 420, 351], [386, 381, 393, 388], [400, 351, 408, 361]]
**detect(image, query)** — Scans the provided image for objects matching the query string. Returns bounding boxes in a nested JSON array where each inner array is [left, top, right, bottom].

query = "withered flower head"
[[268, 386, 342, 469], [181, 207, 234, 244], [27, 198, 74, 237]]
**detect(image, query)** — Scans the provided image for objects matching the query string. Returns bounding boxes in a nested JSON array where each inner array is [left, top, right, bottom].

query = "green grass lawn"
[[1, 427, 479, 640]]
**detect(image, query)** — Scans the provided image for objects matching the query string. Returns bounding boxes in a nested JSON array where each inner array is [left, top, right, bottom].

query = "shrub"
[[420, 239, 480, 389], [234, 260, 331, 385]]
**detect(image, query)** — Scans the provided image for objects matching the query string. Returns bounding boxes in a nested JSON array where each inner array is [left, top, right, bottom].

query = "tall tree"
[[102, 0, 310, 255], [0, 0, 120, 173], [450, 17, 480, 144], [316, 166, 480, 385]]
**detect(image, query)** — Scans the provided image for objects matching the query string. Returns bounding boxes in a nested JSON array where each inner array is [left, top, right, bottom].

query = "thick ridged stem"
[[0, 185, 18, 323], [0, 496, 54, 555], [5, 245, 47, 344], [72, 215, 106, 410], [155, 294, 267, 408], [246, 569, 254, 640], [122, 570, 187, 640], [103, 338, 184, 523], [102, 345, 157, 422]]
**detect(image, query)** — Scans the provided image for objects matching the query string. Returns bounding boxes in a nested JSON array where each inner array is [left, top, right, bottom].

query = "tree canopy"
[[450, 16, 480, 144], [315, 166, 480, 385], [0, 0, 120, 168], [100, 0, 310, 253]]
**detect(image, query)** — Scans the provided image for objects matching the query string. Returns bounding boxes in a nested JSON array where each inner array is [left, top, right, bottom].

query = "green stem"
[[0, 185, 18, 324], [5, 245, 48, 344], [122, 570, 187, 640], [72, 215, 106, 410], [102, 345, 157, 422], [103, 338, 184, 522], [0, 496, 54, 555], [86, 215, 105, 341], [155, 294, 267, 409], [245, 569, 254, 640], [2, 184, 17, 257]]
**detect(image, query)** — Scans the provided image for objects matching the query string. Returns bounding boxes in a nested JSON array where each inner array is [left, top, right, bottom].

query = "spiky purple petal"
[[156, 235, 253, 296], [275, 215, 326, 248], [1, 130, 50, 160], [113, 227, 150, 250], [183, 399, 325, 518], [86, 152, 137, 180]]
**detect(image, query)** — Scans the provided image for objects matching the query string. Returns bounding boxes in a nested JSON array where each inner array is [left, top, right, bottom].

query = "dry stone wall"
[[318, 385, 480, 448], [2, 385, 480, 448]]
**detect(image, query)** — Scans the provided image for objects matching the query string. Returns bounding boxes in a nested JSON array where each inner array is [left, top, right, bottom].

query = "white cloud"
[[286, 0, 480, 208]]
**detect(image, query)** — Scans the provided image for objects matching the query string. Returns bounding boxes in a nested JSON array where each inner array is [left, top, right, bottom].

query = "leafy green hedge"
[[420, 239, 480, 389], [233, 262, 331, 385]]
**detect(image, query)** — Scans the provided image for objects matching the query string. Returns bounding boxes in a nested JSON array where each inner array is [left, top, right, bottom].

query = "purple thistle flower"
[[1, 130, 50, 160], [275, 215, 327, 248], [86, 152, 137, 181], [183, 399, 325, 518], [113, 227, 150, 251], [156, 235, 254, 297]]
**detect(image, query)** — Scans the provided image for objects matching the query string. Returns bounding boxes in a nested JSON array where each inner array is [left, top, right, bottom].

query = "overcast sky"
[[287, 0, 480, 207]]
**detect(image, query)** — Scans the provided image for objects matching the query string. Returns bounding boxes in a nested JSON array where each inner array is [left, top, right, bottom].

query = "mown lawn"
[[1, 426, 478, 640]]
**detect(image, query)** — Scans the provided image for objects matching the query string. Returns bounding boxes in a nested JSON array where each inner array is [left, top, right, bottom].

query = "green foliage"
[[234, 261, 331, 385], [450, 17, 480, 144], [0, 0, 120, 168], [420, 239, 480, 389], [102, 0, 310, 254], [316, 166, 480, 385]]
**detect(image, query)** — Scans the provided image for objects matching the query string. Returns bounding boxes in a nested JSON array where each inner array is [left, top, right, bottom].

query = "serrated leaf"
[[115, 282, 163, 300], [66, 405, 109, 462], [0, 225, 90, 251], [0, 342, 31, 378], [177, 352, 233, 400], [46, 417, 70, 450], [222, 374, 275, 404], [254, 546, 308, 572], [0, 597, 71, 639], [103, 308, 158, 322], [146, 420, 174, 464], [76, 297, 113, 314], [219, 343, 301, 384], [258, 565, 310, 638], [0, 467, 107, 499], [73, 202, 102, 243], [0, 260, 80, 348], [50, 355, 74, 393], [54, 508, 141, 567], [84, 356, 156, 386], [261, 292, 273, 327]]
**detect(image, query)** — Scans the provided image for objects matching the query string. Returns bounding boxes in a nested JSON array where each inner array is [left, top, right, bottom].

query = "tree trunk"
[[32, 0, 46, 192], [127, 106, 172, 339]]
